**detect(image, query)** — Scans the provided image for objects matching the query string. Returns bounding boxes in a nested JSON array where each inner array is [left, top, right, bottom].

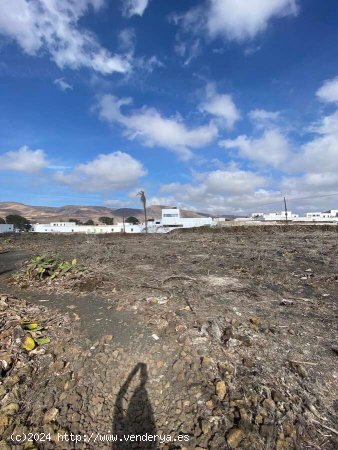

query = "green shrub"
[[26, 255, 77, 280]]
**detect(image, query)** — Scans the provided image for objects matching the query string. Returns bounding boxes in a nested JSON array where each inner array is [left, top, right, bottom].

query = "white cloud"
[[278, 170, 338, 214], [174, 37, 201, 66], [0, 0, 130, 74], [117, 28, 164, 74], [248, 109, 280, 127], [116, 28, 163, 75], [54, 78, 73, 92], [134, 55, 164, 74], [122, 0, 150, 17], [221, 128, 290, 167], [159, 165, 271, 214], [282, 172, 338, 193], [0, 146, 49, 173], [244, 45, 262, 56], [212, 48, 225, 55], [313, 109, 338, 135], [203, 167, 266, 195], [206, 0, 298, 41], [176, 0, 298, 43], [316, 77, 338, 104], [97, 95, 218, 160], [118, 28, 136, 54], [161, 166, 266, 197], [103, 199, 130, 207], [199, 83, 240, 129], [291, 110, 338, 173], [54, 151, 147, 192], [274, 108, 338, 208], [147, 196, 176, 206]]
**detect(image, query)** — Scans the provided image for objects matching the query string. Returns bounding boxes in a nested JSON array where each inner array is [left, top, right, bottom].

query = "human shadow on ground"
[[113, 363, 158, 449]]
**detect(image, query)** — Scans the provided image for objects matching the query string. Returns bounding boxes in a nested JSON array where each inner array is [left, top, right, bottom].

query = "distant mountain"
[[113, 206, 211, 220], [0, 202, 213, 224]]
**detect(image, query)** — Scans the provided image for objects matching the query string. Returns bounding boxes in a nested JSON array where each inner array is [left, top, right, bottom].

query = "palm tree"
[[137, 190, 147, 233]]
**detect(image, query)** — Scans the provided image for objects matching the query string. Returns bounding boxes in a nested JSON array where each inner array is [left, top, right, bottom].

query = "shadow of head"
[[113, 363, 158, 449]]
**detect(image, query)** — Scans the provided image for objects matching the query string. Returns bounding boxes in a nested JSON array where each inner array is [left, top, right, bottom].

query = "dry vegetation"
[[0, 226, 337, 449]]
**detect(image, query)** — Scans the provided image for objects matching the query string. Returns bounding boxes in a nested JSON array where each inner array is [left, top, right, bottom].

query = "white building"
[[0, 224, 14, 233], [149, 208, 213, 232], [50, 222, 78, 227], [213, 217, 230, 223], [31, 208, 214, 234], [251, 211, 299, 221], [31, 222, 77, 233], [31, 222, 142, 234], [251, 209, 338, 223], [305, 210, 338, 221]]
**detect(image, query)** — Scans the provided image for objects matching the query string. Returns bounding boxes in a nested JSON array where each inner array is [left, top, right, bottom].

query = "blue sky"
[[1, 0, 338, 214]]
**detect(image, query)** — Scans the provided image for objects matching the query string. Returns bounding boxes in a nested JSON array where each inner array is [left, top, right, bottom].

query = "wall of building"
[[252, 211, 299, 221], [50, 222, 77, 227], [252, 209, 338, 223], [75, 224, 142, 234], [297, 216, 338, 222], [0, 224, 14, 233], [31, 224, 77, 233], [138, 208, 213, 232], [162, 208, 180, 219], [181, 217, 213, 228], [31, 223, 142, 234], [160, 209, 213, 229], [306, 211, 338, 220], [25, 208, 338, 235], [214, 218, 229, 223]]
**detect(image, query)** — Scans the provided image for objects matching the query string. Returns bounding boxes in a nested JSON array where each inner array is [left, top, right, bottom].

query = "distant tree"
[[125, 216, 140, 225], [68, 218, 82, 224], [137, 190, 147, 233], [99, 216, 114, 225], [6, 214, 30, 231], [84, 219, 94, 225], [0, 217, 5, 224]]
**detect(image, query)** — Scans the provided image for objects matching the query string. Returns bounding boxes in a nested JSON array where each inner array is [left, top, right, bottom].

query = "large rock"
[[2, 402, 19, 416], [227, 428, 244, 448], [215, 380, 227, 400], [43, 407, 59, 424]]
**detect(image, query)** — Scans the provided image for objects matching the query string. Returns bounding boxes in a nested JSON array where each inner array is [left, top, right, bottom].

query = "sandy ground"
[[0, 226, 337, 449]]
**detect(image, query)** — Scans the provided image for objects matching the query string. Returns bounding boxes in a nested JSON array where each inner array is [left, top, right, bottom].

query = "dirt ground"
[[0, 226, 337, 449]]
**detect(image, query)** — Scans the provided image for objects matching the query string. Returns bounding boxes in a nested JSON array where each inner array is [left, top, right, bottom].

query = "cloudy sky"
[[0, 0, 338, 214]]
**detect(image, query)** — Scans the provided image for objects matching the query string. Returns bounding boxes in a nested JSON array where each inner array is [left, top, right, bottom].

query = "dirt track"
[[0, 226, 337, 449]]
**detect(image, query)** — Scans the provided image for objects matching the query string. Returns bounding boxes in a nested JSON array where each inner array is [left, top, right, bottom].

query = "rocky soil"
[[0, 226, 337, 449]]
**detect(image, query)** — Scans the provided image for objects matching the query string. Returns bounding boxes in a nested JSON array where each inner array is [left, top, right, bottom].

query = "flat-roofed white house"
[[149, 208, 213, 232], [31, 222, 142, 234], [305, 210, 338, 221], [0, 224, 14, 233], [251, 209, 338, 223], [30, 208, 213, 234], [31, 222, 78, 233], [50, 222, 78, 227], [251, 211, 299, 221]]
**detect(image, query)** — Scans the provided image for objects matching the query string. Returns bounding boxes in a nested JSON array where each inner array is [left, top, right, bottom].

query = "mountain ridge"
[[0, 202, 230, 224]]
